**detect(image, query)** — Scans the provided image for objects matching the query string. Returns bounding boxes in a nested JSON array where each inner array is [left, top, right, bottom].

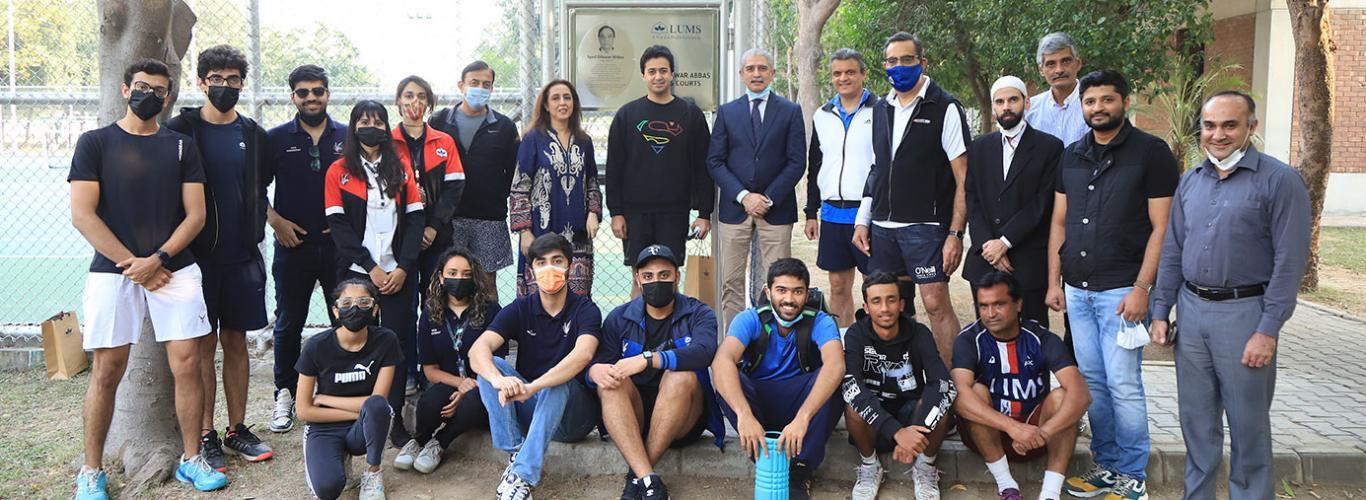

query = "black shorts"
[[847, 398, 920, 453], [201, 251, 268, 331], [816, 220, 869, 273], [869, 224, 950, 283], [637, 382, 707, 447], [621, 212, 690, 266]]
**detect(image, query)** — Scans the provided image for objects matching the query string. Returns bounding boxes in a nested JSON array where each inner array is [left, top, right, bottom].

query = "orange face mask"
[[534, 265, 568, 294]]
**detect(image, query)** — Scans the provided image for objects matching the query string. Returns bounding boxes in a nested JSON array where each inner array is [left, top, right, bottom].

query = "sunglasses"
[[293, 87, 327, 98], [308, 145, 320, 171]]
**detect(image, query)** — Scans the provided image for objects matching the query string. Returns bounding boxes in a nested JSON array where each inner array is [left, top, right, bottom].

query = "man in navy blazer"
[[707, 48, 806, 328]]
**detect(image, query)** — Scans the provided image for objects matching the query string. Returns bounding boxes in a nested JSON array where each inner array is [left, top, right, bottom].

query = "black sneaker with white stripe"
[[639, 473, 669, 500]]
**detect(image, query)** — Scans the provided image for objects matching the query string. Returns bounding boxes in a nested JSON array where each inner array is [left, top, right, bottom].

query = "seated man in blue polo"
[[468, 233, 602, 500], [953, 271, 1089, 500], [590, 244, 724, 500], [711, 257, 845, 500]]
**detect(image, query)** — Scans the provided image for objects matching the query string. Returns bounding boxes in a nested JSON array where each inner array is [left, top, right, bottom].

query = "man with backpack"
[[711, 258, 845, 500]]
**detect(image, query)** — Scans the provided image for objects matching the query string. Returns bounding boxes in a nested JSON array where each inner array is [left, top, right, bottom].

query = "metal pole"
[[8, 0, 16, 154], [247, 0, 262, 119], [541, 0, 554, 84], [519, 0, 535, 123]]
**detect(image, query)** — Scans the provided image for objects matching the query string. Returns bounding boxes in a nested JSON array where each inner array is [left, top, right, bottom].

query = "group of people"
[[67, 25, 1309, 500]]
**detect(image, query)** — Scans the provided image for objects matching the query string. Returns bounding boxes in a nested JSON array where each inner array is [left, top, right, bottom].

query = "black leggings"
[[342, 269, 418, 446], [302, 395, 391, 500], [414, 383, 489, 448]]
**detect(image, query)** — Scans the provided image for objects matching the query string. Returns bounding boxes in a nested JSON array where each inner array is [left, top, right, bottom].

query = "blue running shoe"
[[176, 454, 229, 492], [74, 466, 108, 500]]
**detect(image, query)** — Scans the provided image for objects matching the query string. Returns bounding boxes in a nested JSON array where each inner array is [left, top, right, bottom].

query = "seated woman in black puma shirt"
[[296, 278, 401, 500]]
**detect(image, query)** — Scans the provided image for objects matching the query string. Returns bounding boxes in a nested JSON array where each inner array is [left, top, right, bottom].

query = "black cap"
[[634, 244, 679, 269]]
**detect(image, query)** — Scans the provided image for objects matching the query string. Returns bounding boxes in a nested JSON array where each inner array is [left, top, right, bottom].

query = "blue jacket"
[[707, 93, 807, 225], [593, 293, 726, 448]]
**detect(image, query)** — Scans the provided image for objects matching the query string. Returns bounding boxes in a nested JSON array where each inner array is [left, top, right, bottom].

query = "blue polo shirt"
[[486, 291, 602, 381], [265, 117, 345, 242], [417, 300, 504, 378], [727, 308, 840, 381]]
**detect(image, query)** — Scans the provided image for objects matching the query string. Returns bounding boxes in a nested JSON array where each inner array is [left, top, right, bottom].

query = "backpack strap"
[[742, 306, 776, 375]]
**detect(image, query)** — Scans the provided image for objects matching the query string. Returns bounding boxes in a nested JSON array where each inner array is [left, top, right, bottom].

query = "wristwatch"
[[947, 230, 965, 239], [155, 249, 172, 266], [642, 350, 655, 368], [1134, 279, 1154, 294]]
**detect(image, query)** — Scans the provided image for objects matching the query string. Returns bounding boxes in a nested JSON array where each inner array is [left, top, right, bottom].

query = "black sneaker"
[[199, 430, 227, 472], [619, 470, 640, 500], [789, 461, 812, 500], [640, 473, 669, 500], [224, 423, 275, 462]]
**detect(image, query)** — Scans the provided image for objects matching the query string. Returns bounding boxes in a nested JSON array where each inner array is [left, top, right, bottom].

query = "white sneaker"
[[851, 462, 884, 500], [269, 390, 294, 433], [392, 440, 420, 471], [497, 471, 534, 500], [912, 461, 941, 500], [358, 470, 386, 500], [496, 452, 519, 497], [413, 440, 443, 474]]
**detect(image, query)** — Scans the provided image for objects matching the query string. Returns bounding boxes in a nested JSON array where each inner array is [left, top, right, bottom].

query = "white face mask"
[[1205, 136, 1250, 172]]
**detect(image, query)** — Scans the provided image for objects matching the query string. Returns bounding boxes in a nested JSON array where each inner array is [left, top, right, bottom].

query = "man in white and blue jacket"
[[589, 244, 723, 500]]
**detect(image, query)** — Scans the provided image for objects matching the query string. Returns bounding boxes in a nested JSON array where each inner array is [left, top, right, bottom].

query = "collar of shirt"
[[830, 89, 872, 129], [1194, 145, 1263, 177], [1000, 120, 1027, 140], [288, 115, 342, 137], [446, 99, 498, 126], [1049, 85, 1080, 109], [531, 291, 580, 320], [885, 76, 932, 111]]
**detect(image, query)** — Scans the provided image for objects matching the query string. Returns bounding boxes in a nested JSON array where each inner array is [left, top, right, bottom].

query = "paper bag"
[[42, 311, 88, 380], [683, 255, 716, 310]]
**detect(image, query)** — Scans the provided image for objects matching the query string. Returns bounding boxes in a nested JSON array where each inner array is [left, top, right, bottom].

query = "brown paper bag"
[[42, 311, 88, 380], [683, 255, 716, 310]]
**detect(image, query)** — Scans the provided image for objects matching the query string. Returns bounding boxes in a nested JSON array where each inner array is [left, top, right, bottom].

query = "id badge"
[[897, 375, 918, 392]]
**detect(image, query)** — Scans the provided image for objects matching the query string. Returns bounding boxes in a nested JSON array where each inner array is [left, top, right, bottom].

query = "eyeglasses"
[[308, 145, 321, 171], [294, 87, 327, 98], [335, 297, 375, 309], [883, 56, 921, 66], [132, 81, 170, 98], [205, 75, 245, 88]]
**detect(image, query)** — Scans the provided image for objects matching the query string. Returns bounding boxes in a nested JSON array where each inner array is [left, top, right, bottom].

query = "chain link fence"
[[0, 0, 721, 344]]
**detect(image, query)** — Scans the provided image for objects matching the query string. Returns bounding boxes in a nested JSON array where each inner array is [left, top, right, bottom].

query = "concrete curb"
[[447, 429, 1366, 487]]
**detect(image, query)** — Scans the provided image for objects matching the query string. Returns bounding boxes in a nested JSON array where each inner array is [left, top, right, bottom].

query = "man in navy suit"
[[707, 48, 806, 328], [962, 75, 1064, 328]]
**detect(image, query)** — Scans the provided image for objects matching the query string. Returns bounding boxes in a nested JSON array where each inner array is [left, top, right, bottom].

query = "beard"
[[1087, 112, 1124, 132], [996, 112, 1022, 131]]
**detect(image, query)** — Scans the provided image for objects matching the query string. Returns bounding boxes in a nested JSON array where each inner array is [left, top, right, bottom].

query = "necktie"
[[751, 97, 764, 140]]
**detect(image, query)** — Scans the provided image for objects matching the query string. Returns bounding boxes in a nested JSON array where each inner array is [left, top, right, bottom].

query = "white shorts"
[[81, 264, 213, 350]]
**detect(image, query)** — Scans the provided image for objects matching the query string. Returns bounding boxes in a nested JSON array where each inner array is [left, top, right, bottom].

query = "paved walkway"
[[1142, 301, 1366, 451]]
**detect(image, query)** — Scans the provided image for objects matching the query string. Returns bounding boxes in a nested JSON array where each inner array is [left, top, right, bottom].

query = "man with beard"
[[1045, 70, 1179, 500], [711, 258, 845, 500], [165, 44, 274, 470], [263, 64, 346, 434], [1026, 32, 1088, 146], [963, 76, 1064, 327], [840, 273, 954, 500], [954, 272, 1089, 500]]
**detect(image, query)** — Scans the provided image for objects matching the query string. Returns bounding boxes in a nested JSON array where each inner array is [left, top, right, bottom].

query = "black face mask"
[[641, 281, 676, 308], [338, 305, 373, 331], [355, 126, 389, 147], [128, 89, 165, 121], [206, 85, 240, 113], [298, 110, 328, 127], [443, 277, 477, 300]]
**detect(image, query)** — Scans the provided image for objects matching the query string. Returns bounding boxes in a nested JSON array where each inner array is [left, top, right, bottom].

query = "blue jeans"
[[477, 357, 598, 485], [1064, 285, 1149, 480]]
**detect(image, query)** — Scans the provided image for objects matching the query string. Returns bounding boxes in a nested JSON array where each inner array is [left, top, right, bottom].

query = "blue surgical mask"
[[464, 87, 491, 110], [775, 313, 800, 329], [745, 87, 772, 101], [886, 64, 923, 93]]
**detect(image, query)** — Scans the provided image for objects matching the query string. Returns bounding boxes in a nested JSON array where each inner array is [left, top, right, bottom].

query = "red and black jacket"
[[391, 124, 464, 250], [324, 158, 425, 273]]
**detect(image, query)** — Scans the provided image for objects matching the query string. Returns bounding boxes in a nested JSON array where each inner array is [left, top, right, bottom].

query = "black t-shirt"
[[636, 315, 673, 386], [68, 123, 206, 273], [197, 118, 250, 263], [417, 301, 503, 377], [296, 326, 403, 399]]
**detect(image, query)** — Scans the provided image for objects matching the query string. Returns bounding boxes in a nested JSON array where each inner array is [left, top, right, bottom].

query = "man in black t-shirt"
[[606, 45, 715, 296], [953, 272, 1089, 500], [164, 45, 274, 470], [69, 58, 227, 498], [468, 234, 603, 500], [840, 273, 953, 500]]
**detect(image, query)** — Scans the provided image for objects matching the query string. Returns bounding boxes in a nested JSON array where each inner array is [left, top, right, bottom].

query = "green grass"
[[1319, 226, 1366, 274], [0, 369, 89, 499]]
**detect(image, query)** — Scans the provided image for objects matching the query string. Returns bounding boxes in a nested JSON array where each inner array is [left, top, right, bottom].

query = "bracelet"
[[1134, 279, 1153, 294]]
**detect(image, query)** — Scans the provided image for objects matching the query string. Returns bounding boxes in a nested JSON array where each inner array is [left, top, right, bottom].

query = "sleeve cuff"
[[1255, 316, 1285, 338], [1000, 236, 1013, 249], [1152, 303, 1173, 323], [661, 351, 677, 371], [855, 197, 873, 226], [736, 190, 750, 204]]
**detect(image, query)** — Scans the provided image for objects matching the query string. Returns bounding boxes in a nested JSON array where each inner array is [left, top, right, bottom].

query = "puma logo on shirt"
[[334, 361, 376, 384]]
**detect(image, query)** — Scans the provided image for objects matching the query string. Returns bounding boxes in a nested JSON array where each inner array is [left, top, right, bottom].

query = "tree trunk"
[[1287, 0, 1334, 291], [946, 9, 992, 133], [793, 0, 841, 143], [96, 0, 196, 493]]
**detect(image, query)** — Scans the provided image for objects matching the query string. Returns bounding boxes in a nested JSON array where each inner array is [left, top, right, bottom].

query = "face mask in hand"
[[443, 277, 477, 300], [534, 265, 568, 294], [641, 280, 676, 308], [338, 305, 374, 332]]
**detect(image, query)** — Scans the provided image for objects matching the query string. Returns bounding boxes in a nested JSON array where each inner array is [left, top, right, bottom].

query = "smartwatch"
[[947, 230, 965, 239], [642, 350, 655, 368], [155, 249, 172, 266]]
